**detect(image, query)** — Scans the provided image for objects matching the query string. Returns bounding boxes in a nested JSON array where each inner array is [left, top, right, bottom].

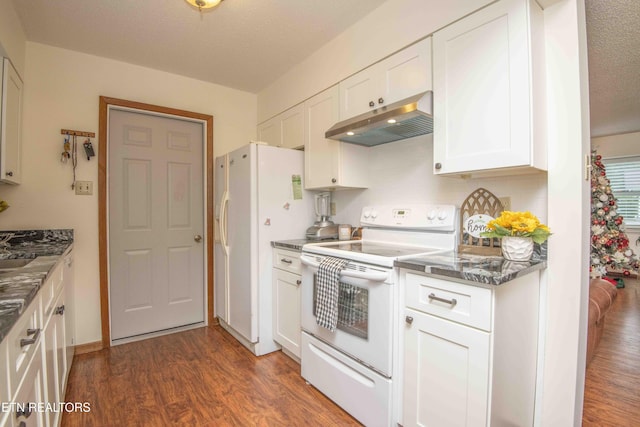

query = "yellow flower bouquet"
[[480, 211, 551, 244]]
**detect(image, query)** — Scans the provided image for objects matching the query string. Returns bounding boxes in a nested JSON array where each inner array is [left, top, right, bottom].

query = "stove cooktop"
[[302, 239, 449, 267]]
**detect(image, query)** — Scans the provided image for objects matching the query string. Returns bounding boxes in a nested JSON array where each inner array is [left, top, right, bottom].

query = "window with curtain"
[[602, 156, 640, 228]]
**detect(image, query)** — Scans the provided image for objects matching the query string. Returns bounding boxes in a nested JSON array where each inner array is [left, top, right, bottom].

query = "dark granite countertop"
[[271, 238, 340, 252], [0, 230, 74, 343], [395, 252, 547, 286]]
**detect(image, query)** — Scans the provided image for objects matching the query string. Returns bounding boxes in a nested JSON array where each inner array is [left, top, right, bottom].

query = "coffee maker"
[[305, 192, 338, 240]]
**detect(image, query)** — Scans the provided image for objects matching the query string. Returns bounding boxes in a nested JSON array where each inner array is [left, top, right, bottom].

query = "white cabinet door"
[[257, 117, 280, 146], [403, 308, 490, 427], [13, 341, 45, 427], [63, 252, 75, 379], [257, 104, 304, 149], [433, 0, 545, 176], [339, 65, 379, 119], [304, 86, 368, 190], [339, 38, 432, 120], [0, 57, 23, 184], [272, 268, 301, 358], [280, 104, 305, 149]]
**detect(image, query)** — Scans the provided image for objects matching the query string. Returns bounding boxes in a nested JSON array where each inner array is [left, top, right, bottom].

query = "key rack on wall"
[[61, 128, 96, 190]]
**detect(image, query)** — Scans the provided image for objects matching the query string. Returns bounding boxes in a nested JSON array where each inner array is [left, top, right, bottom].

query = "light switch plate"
[[75, 181, 93, 195]]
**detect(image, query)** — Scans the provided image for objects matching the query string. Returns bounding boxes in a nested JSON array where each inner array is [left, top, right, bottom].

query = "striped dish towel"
[[315, 256, 349, 331]]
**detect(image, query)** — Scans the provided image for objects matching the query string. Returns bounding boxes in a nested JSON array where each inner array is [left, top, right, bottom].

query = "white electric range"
[[299, 204, 458, 427]]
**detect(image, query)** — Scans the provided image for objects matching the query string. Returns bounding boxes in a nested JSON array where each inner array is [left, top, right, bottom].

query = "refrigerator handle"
[[220, 190, 230, 256]]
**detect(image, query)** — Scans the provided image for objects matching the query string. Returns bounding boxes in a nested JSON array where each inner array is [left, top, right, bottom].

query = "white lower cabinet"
[[13, 340, 46, 427], [403, 307, 490, 426], [1, 250, 74, 427], [272, 248, 302, 360], [400, 271, 540, 427]]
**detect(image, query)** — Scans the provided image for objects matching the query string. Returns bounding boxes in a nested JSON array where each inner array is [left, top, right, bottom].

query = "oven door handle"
[[300, 254, 389, 282]]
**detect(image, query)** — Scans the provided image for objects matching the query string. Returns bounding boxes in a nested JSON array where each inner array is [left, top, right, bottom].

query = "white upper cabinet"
[[304, 85, 368, 190], [257, 103, 305, 150], [432, 0, 546, 177], [1, 57, 24, 184], [339, 37, 432, 120]]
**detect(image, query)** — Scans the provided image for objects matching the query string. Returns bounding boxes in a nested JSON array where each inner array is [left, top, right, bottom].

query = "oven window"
[[313, 274, 368, 339]]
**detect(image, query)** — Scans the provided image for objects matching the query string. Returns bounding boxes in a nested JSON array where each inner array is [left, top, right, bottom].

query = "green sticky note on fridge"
[[292, 175, 303, 200]]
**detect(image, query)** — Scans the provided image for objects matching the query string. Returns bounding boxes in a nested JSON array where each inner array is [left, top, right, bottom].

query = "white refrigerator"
[[214, 143, 313, 355]]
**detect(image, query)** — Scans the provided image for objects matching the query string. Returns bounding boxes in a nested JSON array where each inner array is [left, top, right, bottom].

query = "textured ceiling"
[[11, 0, 387, 93], [586, 0, 640, 137], [10, 0, 640, 136]]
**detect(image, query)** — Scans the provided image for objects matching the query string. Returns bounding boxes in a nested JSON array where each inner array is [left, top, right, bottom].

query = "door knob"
[[194, 235, 202, 242]]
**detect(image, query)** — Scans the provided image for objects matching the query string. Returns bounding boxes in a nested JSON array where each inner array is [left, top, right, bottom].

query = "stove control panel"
[[360, 204, 457, 231]]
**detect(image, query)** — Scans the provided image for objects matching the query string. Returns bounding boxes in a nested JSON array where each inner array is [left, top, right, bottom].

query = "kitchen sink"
[[0, 258, 36, 271]]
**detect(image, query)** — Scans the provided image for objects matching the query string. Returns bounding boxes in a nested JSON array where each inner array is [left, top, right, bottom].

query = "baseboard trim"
[[74, 341, 104, 355]]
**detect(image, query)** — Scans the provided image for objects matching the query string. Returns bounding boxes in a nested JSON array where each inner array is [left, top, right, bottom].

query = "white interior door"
[[109, 108, 205, 341]]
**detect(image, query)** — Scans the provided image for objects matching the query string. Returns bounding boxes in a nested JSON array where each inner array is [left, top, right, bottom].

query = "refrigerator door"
[[227, 144, 259, 342], [214, 154, 229, 322], [256, 145, 314, 352]]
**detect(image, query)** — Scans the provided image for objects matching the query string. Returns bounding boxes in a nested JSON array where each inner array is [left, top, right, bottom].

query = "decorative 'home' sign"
[[459, 188, 504, 255]]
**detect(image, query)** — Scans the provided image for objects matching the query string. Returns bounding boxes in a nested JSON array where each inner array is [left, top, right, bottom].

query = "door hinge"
[[585, 154, 592, 181]]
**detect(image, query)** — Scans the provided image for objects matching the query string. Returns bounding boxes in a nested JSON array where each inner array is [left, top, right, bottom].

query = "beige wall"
[[0, 42, 256, 345], [0, 0, 26, 74], [592, 131, 640, 158]]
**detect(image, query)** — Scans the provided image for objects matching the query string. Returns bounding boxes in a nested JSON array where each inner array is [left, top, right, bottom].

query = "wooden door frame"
[[98, 96, 215, 349]]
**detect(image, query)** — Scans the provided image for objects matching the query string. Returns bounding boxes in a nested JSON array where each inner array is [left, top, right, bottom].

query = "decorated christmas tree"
[[590, 149, 640, 278]]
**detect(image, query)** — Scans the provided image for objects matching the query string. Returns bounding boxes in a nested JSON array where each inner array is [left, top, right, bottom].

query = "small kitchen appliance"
[[300, 203, 458, 426], [305, 192, 338, 240]]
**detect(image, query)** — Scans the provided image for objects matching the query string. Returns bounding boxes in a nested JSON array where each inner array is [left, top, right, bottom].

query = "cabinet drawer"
[[42, 261, 63, 319], [7, 295, 42, 400], [404, 273, 492, 331], [272, 248, 302, 274]]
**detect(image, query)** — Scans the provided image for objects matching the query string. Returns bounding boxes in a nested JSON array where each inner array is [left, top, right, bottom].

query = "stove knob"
[[427, 210, 437, 220], [363, 210, 371, 219], [438, 210, 448, 220], [371, 211, 378, 219]]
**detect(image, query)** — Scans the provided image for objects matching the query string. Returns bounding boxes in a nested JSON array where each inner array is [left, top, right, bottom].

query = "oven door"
[[300, 253, 393, 377]]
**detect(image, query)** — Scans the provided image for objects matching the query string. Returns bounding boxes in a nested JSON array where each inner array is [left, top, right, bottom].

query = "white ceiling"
[[586, 0, 640, 137], [10, 0, 640, 137], [11, 0, 387, 93]]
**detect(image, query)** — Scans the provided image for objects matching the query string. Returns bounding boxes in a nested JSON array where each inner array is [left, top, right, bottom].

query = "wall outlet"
[[75, 181, 93, 195], [499, 196, 511, 211]]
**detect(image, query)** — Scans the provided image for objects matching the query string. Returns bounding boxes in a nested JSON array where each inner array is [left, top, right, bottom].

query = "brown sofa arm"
[[586, 278, 618, 366]]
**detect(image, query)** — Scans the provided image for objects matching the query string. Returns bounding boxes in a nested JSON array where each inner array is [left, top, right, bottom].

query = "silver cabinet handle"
[[428, 293, 457, 307], [194, 235, 202, 242], [16, 406, 32, 419], [55, 305, 65, 315], [281, 258, 293, 264], [20, 328, 41, 347], [405, 316, 414, 325]]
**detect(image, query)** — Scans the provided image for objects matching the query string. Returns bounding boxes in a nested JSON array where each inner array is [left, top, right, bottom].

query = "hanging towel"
[[315, 256, 349, 331]]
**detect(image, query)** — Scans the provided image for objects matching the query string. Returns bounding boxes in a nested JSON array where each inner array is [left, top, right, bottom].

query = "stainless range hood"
[[325, 91, 433, 146]]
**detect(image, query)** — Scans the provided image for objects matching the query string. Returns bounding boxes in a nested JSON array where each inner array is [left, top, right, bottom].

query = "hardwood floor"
[[583, 277, 640, 427], [62, 325, 360, 426]]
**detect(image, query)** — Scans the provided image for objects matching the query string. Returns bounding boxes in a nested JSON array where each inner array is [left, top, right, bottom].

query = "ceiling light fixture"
[[184, 0, 224, 12]]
